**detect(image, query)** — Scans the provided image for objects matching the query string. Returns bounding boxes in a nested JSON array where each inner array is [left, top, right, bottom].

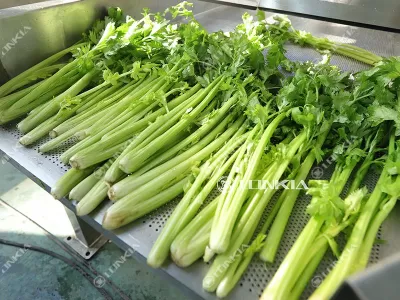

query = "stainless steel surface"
[[258, 0, 400, 32], [205, 0, 400, 33], [1, 2, 400, 300], [64, 207, 109, 259], [0, 0, 53, 10], [202, 0, 258, 8]]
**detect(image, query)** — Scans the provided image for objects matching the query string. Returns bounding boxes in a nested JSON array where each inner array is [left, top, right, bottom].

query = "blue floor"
[[0, 161, 188, 300]]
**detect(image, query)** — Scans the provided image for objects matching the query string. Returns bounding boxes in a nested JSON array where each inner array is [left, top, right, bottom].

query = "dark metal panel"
[[333, 254, 400, 300]]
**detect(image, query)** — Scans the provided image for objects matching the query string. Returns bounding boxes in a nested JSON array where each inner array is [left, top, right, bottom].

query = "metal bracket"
[[63, 207, 108, 259]]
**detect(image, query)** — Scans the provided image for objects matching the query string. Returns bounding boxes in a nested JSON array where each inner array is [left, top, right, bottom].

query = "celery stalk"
[[51, 166, 96, 200], [0, 43, 86, 97], [209, 112, 287, 254], [171, 197, 219, 267], [69, 173, 100, 201], [18, 69, 98, 133], [118, 75, 224, 173]]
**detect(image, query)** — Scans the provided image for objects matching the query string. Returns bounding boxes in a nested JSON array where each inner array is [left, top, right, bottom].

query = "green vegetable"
[[171, 196, 220, 267], [51, 166, 96, 200], [2, 4, 399, 300], [147, 128, 248, 267], [0, 43, 86, 98], [310, 133, 400, 300]]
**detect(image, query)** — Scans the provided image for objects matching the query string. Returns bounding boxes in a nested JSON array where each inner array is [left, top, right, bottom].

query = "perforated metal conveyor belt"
[[1, 5, 400, 300]]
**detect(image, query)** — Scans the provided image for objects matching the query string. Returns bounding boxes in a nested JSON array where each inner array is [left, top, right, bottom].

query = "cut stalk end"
[[0, 115, 8, 125], [69, 158, 81, 169], [75, 130, 88, 141], [209, 236, 229, 254], [102, 210, 129, 230], [203, 246, 215, 263], [107, 188, 118, 202], [216, 279, 230, 298], [76, 199, 96, 216], [202, 276, 218, 292], [49, 130, 57, 138], [59, 153, 70, 165], [259, 251, 274, 263], [19, 135, 33, 146], [39, 144, 50, 153], [51, 188, 63, 200], [170, 253, 193, 268], [146, 254, 164, 269], [118, 158, 133, 174], [17, 121, 30, 134]]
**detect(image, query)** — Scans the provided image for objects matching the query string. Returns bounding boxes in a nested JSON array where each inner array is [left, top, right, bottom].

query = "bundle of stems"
[[263, 55, 400, 299], [215, 124, 331, 298], [2, 4, 399, 300], [261, 139, 367, 299], [203, 128, 313, 292], [310, 127, 400, 298], [0, 43, 86, 99], [266, 14, 383, 65], [147, 123, 249, 267], [103, 116, 246, 230]]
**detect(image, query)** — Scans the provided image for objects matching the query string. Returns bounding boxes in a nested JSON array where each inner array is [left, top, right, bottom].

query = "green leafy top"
[[306, 180, 344, 222], [244, 234, 266, 257], [343, 187, 368, 221]]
